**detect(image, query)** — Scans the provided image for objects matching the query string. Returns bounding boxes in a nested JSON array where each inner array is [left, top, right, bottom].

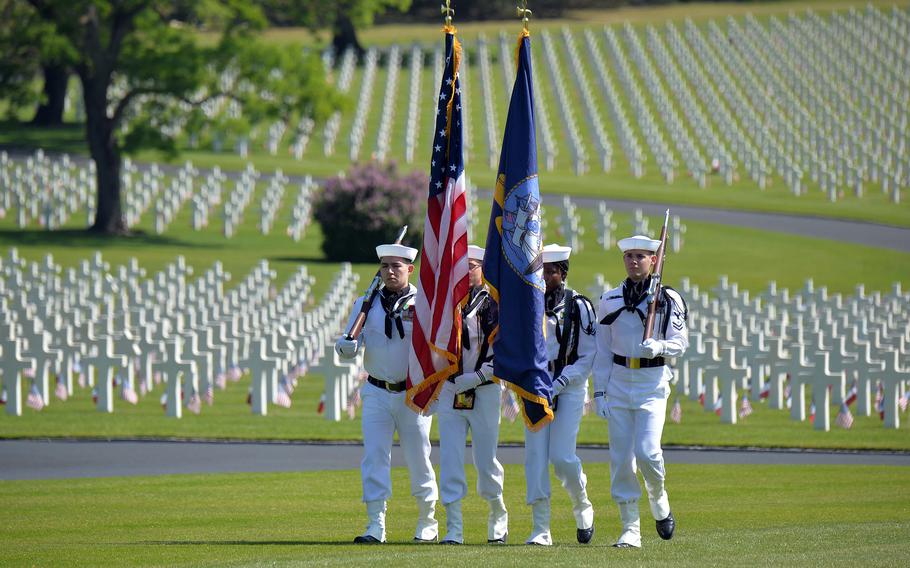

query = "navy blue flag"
[[482, 31, 552, 431]]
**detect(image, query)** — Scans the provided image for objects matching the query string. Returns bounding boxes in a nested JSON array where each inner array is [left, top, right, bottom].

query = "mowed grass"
[[2, 370, 909, 450], [1, 463, 908, 566]]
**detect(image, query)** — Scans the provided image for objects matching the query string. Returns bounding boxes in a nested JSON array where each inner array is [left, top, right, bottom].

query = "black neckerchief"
[[545, 284, 567, 345], [380, 287, 412, 339], [461, 286, 489, 351], [600, 277, 650, 326]]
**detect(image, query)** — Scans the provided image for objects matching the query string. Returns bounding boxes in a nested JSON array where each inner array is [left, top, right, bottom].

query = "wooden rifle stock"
[[344, 225, 409, 340], [642, 210, 670, 341]]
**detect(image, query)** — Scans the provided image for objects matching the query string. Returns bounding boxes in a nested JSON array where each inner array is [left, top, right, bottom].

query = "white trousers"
[[361, 382, 438, 503], [524, 386, 587, 504], [437, 381, 504, 505], [606, 375, 671, 520]]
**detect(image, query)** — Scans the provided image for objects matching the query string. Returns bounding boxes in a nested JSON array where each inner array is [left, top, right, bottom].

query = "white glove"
[[551, 375, 569, 396], [335, 337, 359, 358], [453, 372, 483, 393], [594, 394, 609, 420], [639, 338, 664, 359]]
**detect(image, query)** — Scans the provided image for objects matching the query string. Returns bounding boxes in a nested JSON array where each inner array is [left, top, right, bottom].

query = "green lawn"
[[1, 463, 907, 566], [2, 369, 908, 450]]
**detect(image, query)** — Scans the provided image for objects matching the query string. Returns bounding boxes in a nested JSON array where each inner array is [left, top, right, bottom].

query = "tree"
[[260, 0, 412, 55], [16, 0, 342, 234], [0, 1, 77, 124]]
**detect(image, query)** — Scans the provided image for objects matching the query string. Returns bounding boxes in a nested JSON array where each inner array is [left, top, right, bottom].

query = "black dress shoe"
[[487, 534, 507, 544], [612, 542, 635, 548], [577, 523, 595, 544], [353, 535, 382, 544], [656, 512, 675, 540], [439, 539, 463, 545], [413, 536, 438, 543]]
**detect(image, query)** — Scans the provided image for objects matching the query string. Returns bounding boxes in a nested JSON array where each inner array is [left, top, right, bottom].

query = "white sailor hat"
[[467, 245, 485, 261], [617, 235, 661, 253], [541, 244, 572, 263], [376, 244, 418, 262]]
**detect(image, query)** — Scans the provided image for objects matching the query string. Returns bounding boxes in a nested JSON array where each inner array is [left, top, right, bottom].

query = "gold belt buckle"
[[629, 358, 641, 370]]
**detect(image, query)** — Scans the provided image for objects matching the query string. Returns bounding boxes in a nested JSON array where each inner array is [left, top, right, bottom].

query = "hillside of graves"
[[2, 2, 909, 227]]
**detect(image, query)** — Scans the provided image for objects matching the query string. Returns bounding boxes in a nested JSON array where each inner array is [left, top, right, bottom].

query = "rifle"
[[642, 209, 670, 342], [343, 225, 409, 340]]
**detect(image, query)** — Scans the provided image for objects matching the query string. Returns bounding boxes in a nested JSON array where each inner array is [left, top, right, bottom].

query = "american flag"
[[275, 383, 292, 409], [809, 401, 816, 424], [900, 390, 909, 413], [713, 395, 722, 416], [669, 397, 682, 424], [0, 387, 6, 405], [26, 384, 45, 411], [502, 389, 520, 423], [406, 28, 469, 413], [875, 381, 884, 420], [738, 394, 753, 419], [316, 392, 325, 414], [186, 391, 202, 415], [759, 381, 770, 400], [55, 375, 69, 402], [843, 381, 857, 407], [120, 377, 139, 405], [203, 384, 215, 405], [835, 402, 854, 429]]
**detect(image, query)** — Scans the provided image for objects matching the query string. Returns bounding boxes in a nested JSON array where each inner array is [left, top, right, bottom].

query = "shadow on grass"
[[0, 228, 221, 250], [0, 121, 87, 155]]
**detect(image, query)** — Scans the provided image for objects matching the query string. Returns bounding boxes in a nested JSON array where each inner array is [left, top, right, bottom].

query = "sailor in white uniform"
[[437, 245, 509, 544], [524, 244, 597, 546], [336, 244, 439, 544], [592, 235, 689, 548]]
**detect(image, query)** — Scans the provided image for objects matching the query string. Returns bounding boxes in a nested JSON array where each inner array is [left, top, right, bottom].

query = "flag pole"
[[517, 0, 532, 31], [441, 0, 454, 28]]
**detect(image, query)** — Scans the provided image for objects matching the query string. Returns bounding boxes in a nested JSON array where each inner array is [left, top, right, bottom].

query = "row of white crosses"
[[286, 175, 317, 242], [348, 47, 379, 162], [323, 48, 358, 157], [539, 30, 588, 176], [0, 249, 365, 418], [220, 164, 258, 237], [556, 195, 584, 253], [671, 21, 757, 187], [475, 35, 500, 169], [288, 48, 329, 162], [624, 23, 706, 185], [768, 12, 906, 201], [258, 169, 288, 235], [304, 266, 364, 421], [2, 151, 321, 242], [647, 24, 729, 188], [404, 45, 424, 164], [590, 203, 686, 253], [0, 150, 94, 229], [604, 26, 676, 181], [561, 27, 612, 173], [584, 29, 644, 177], [674, 276, 910, 430], [374, 45, 402, 162]]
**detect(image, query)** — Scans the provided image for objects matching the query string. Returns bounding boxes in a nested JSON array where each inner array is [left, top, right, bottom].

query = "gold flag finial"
[[517, 1, 532, 31], [441, 1, 454, 27]]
